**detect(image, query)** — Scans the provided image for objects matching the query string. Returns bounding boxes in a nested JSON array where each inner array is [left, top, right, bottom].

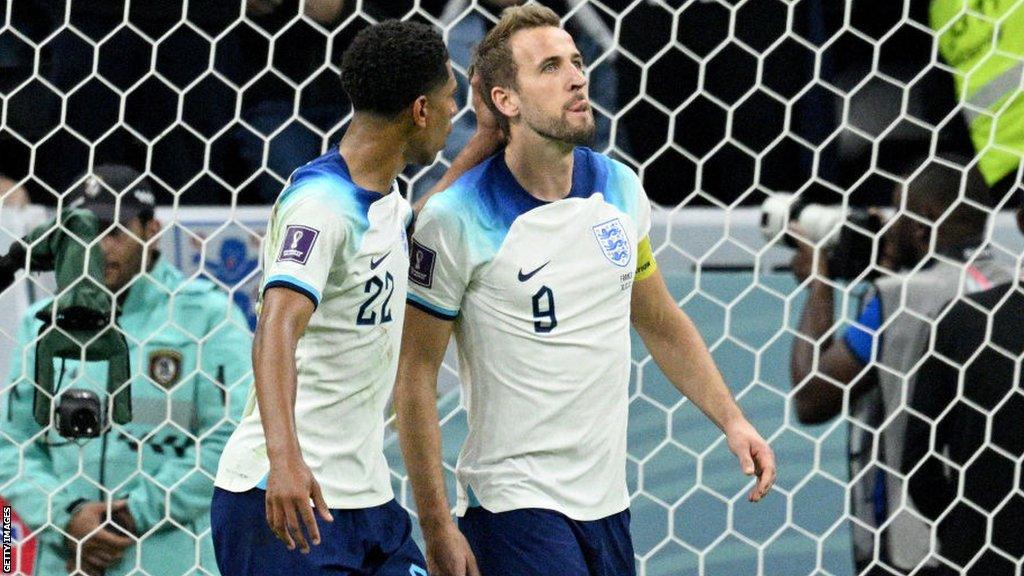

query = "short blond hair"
[[472, 4, 561, 132]]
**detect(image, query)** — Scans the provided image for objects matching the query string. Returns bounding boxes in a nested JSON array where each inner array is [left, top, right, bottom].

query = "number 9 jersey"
[[407, 147, 654, 522], [216, 148, 412, 509]]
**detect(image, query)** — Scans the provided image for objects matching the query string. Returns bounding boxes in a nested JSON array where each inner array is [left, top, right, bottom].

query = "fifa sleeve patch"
[[409, 239, 437, 288], [635, 236, 658, 281], [277, 225, 319, 265]]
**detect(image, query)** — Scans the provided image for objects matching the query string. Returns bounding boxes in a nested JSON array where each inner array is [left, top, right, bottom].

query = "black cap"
[[66, 164, 156, 225]]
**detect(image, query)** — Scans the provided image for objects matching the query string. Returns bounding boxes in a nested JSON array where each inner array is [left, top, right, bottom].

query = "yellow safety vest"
[[931, 0, 1024, 185]]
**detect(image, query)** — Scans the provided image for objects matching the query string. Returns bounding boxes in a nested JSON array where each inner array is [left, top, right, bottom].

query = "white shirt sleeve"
[[261, 187, 347, 308], [406, 201, 471, 320], [635, 178, 653, 240]]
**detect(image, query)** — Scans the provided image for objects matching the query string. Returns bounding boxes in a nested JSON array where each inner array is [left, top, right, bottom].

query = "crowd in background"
[[1, 0, 1016, 211]]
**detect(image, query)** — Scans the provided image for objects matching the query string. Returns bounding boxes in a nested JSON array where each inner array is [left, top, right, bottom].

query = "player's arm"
[[788, 231, 865, 424], [630, 240, 776, 502], [253, 287, 333, 553], [393, 305, 480, 576], [414, 71, 505, 213]]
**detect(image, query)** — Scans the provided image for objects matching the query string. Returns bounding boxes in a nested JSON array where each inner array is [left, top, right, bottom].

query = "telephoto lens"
[[760, 194, 883, 281], [55, 389, 105, 438]]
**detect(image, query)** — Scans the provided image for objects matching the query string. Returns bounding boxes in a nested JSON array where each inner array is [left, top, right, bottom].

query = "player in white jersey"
[[394, 6, 778, 576], [211, 21, 458, 576]]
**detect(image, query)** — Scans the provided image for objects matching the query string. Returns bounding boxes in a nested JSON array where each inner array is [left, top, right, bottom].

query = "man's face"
[[507, 26, 595, 146], [410, 63, 458, 165], [99, 218, 152, 293], [880, 185, 927, 272]]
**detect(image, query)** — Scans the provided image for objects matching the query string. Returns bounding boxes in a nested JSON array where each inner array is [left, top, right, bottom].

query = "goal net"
[[1, 1, 1022, 575]]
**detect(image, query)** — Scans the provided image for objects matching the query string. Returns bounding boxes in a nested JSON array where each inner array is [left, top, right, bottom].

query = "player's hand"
[[422, 520, 481, 576], [725, 418, 776, 502], [265, 456, 334, 554], [65, 501, 134, 573], [788, 224, 827, 283], [469, 70, 506, 147]]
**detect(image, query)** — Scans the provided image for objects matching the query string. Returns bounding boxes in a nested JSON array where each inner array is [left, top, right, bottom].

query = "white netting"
[[1, 1, 1022, 576]]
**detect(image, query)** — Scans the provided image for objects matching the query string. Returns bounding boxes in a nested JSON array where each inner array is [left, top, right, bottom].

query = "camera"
[[0, 208, 133, 430], [55, 389, 105, 438], [761, 194, 883, 281]]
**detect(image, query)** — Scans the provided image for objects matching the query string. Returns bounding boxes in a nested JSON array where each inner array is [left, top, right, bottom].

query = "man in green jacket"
[[0, 165, 252, 576]]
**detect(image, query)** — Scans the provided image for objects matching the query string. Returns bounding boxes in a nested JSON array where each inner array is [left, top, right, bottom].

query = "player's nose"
[[569, 65, 587, 90]]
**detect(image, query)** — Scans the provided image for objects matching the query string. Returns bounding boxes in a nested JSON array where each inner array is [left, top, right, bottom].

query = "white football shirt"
[[408, 147, 651, 521], [216, 148, 412, 509]]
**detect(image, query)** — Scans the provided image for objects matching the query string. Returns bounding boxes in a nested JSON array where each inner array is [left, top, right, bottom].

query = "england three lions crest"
[[593, 218, 631, 267]]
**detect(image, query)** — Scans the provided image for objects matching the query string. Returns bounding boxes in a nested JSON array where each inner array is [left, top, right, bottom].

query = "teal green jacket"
[[0, 257, 252, 576]]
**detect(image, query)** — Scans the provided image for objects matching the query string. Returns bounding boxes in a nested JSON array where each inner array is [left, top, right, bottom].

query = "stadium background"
[[0, 1, 1021, 575]]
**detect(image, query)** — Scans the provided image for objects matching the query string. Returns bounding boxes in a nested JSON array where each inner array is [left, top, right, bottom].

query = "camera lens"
[[70, 407, 99, 435]]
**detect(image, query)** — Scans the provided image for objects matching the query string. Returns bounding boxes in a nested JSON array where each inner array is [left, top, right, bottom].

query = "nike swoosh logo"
[[517, 261, 550, 282], [370, 251, 391, 270]]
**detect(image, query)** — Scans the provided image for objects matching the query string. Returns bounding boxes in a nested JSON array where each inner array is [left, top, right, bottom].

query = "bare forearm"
[[394, 367, 451, 529], [641, 310, 743, 432], [790, 281, 834, 386], [790, 280, 848, 423], [252, 322, 301, 461]]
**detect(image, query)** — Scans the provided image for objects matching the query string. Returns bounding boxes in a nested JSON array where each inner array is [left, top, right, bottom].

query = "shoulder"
[[278, 174, 356, 214], [176, 283, 250, 337], [427, 156, 497, 214], [939, 281, 1014, 330], [277, 155, 371, 223], [595, 151, 638, 183], [589, 151, 638, 185], [418, 156, 500, 230], [165, 267, 241, 321], [586, 150, 645, 220]]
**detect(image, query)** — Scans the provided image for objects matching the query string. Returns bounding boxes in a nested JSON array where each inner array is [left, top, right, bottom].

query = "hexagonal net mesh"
[[0, 1, 1022, 575]]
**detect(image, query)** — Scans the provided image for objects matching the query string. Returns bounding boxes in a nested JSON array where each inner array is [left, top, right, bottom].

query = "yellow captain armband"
[[635, 236, 658, 281]]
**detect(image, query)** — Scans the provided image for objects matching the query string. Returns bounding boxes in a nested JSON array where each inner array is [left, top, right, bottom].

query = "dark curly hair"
[[340, 20, 449, 117]]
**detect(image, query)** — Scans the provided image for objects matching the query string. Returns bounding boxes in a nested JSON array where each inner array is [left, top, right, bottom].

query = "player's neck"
[[505, 132, 575, 202], [337, 116, 406, 194]]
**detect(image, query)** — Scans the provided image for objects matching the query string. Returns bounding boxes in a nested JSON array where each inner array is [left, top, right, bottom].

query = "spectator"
[[0, 164, 252, 576], [788, 160, 1012, 575], [900, 185, 1024, 576]]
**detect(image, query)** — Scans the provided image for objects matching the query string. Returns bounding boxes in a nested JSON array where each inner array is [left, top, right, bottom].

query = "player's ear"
[[411, 95, 430, 129], [491, 85, 518, 122]]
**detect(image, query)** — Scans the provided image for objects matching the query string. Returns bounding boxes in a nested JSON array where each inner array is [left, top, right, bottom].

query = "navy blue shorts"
[[211, 487, 427, 576], [459, 507, 636, 576]]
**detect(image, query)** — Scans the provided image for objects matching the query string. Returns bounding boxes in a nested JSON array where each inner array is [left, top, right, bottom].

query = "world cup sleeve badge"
[[277, 225, 319, 265], [148, 349, 183, 388], [592, 218, 631, 267]]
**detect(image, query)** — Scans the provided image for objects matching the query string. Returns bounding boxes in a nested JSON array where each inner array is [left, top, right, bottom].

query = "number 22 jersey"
[[407, 147, 652, 521], [216, 148, 412, 509]]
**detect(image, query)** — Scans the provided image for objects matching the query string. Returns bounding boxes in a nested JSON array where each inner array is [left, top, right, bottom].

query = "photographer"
[[788, 160, 1011, 575], [0, 165, 251, 576], [899, 183, 1024, 576]]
